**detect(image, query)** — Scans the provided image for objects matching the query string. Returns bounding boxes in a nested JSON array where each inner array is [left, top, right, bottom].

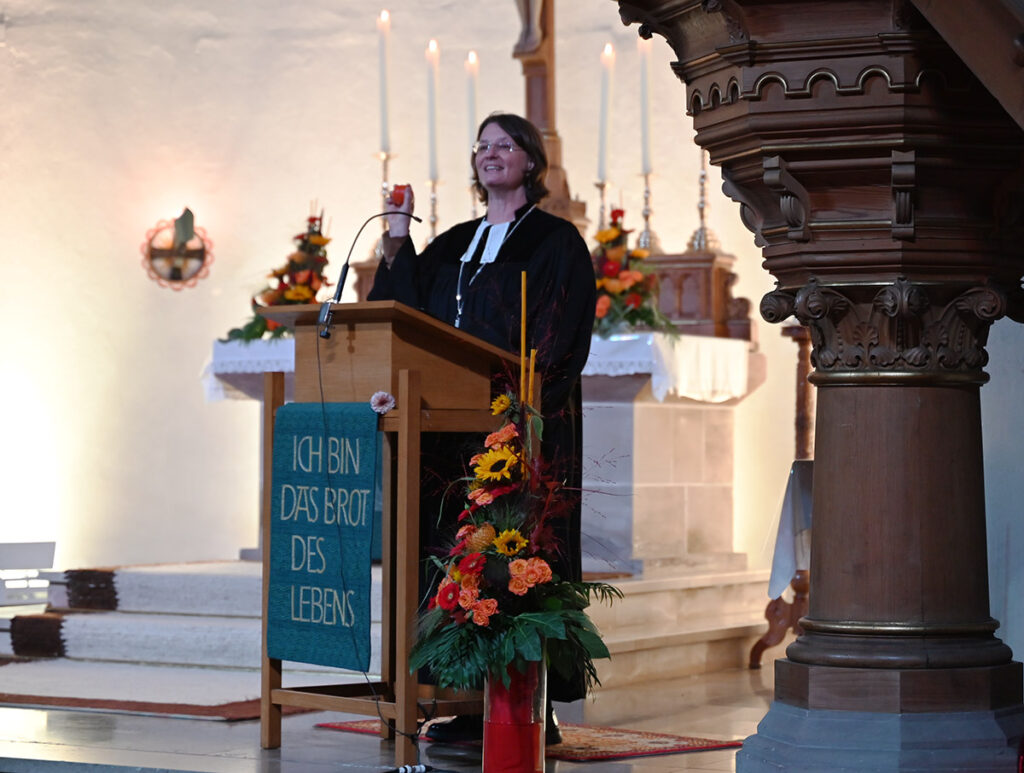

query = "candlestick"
[[637, 172, 660, 252], [426, 39, 440, 183], [527, 349, 536, 409], [428, 178, 439, 242], [638, 37, 652, 176], [378, 150, 392, 231], [595, 180, 608, 231], [597, 42, 615, 184], [377, 10, 391, 155], [466, 50, 479, 219]]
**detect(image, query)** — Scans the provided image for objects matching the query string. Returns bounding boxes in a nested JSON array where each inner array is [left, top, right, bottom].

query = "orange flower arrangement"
[[222, 212, 332, 341], [408, 391, 621, 691], [592, 209, 676, 338]]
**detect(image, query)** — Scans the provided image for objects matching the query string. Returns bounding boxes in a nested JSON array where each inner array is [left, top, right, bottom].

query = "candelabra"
[[595, 180, 608, 231], [636, 172, 660, 251], [429, 179, 439, 241]]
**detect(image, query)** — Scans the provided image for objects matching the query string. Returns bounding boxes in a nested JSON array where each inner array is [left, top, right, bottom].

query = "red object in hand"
[[391, 184, 409, 206]]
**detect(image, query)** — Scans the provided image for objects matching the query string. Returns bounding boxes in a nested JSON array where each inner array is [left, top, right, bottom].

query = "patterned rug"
[[315, 718, 742, 761]]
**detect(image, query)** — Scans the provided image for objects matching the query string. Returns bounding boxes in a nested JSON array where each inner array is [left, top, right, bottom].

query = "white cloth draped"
[[201, 339, 295, 401], [583, 332, 750, 403], [204, 332, 750, 405], [767, 460, 814, 599]]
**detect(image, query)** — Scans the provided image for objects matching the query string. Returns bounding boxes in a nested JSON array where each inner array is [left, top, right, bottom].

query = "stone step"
[[7, 562, 776, 705], [587, 568, 772, 632], [4, 609, 383, 674], [42, 562, 383, 622]]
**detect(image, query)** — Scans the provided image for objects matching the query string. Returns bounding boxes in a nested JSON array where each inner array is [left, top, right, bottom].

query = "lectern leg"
[[394, 368, 422, 765], [260, 371, 285, 748]]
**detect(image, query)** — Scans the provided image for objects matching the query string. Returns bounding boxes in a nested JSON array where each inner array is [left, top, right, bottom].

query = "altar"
[[205, 331, 763, 577]]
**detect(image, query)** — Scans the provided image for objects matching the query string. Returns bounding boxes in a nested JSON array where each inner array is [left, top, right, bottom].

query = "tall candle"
[[426, 39, 440, 182], [638, 37, 652, 175], [377, 10, 391, 155], [520, 271, 527, 403], [465, 51, 479, 161], [597, 43, 615, 183]]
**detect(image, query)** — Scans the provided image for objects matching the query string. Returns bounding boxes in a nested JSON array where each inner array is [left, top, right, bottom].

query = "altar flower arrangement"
[[221, 212, 332, 342], [408, 390, 621, 691], [592, 208, 676, 338]]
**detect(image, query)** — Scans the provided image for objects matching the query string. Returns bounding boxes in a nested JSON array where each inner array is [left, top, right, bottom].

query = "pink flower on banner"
[[370, 391, 396, 414]]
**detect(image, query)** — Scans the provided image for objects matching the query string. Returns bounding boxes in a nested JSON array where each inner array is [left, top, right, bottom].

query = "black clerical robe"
[[369, 204, 594, 416], [369, 205, 595, 700]]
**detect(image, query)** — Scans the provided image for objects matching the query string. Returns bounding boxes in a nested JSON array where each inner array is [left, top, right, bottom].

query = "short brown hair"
[[472, 112, 549, 205]]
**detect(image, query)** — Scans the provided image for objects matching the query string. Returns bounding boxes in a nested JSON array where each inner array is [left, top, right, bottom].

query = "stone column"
[[615, 0, 1024, 767]]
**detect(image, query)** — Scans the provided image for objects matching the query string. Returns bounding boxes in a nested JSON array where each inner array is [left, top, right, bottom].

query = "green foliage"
[[409, 390, 623, 694]]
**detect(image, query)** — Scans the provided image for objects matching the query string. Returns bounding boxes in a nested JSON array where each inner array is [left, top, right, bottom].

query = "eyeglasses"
[[472, 141, 521, 155]]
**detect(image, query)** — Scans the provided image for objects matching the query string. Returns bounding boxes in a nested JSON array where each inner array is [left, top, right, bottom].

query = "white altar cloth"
[[583, 333, 750, 403], [201, 339, 295, 401], [767, 459, 813, 599], [204, 332, 750, 405]]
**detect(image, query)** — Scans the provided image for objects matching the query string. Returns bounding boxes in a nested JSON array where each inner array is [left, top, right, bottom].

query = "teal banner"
[[267, 402, 378, 671]]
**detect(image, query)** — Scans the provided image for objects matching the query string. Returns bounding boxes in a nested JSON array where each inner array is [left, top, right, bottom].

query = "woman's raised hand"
[[386, 184, 415, 238]]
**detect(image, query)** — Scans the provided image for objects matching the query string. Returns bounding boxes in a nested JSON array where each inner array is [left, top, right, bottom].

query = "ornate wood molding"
[[760, 277, 1007, 383]]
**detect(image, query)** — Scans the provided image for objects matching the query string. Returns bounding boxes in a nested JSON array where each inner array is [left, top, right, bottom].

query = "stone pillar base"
[[775, 659, 1023, 712], [737, 701, 1024, 772]]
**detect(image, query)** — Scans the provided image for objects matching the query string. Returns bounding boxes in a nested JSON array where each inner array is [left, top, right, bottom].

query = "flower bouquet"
[[221, 212, 332, 342], [592, 208, 676, 338], [408, 391, 621, 695]]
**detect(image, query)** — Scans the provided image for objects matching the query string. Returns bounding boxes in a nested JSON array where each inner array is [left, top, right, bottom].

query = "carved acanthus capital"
[[761, 277, 1008, 384]]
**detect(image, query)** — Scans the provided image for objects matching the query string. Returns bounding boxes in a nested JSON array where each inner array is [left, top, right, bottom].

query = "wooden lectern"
[[258, 300, 519, 765]]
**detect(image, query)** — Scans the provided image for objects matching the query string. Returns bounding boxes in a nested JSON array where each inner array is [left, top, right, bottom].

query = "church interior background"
[[4, 0, 1024, 768]]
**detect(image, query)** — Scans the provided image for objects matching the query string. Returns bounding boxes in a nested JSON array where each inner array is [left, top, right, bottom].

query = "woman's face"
[[474, 122, 532, 198]]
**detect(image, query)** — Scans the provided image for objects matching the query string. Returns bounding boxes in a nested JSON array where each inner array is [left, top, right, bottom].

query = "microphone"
[[318, 210, 421, 338]]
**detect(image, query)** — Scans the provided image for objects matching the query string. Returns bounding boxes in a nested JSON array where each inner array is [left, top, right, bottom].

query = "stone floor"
[[0, 665, 776, 772]]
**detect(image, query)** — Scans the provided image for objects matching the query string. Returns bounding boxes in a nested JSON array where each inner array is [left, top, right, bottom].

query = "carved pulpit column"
[[616, 0, 1024, 768]]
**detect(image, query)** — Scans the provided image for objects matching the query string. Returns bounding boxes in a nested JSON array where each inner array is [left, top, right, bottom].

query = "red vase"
[[482, 661, 546, 773]]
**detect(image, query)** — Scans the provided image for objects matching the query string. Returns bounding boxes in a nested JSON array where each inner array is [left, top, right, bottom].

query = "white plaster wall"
[[0, 0, 794, 572]]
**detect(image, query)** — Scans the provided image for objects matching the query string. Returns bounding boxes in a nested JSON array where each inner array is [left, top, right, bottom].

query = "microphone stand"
[[318, 211, 420, 339]]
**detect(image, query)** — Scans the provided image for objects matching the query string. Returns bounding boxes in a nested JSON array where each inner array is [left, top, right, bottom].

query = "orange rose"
[[524, 558, 552, 586], [508, 558, 529, 578], [595, 295, 612, 319], [458, 585, 480, 609], [508, 576, 530, 596], [472, 598, 498, 626], [485, 422, 519, 450]]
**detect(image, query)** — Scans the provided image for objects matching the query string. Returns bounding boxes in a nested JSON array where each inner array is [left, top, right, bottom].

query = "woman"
[[368, 112, 595, 742]]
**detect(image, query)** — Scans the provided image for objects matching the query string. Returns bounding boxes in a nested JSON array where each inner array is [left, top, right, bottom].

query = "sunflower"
[[493, 528, 529, 557], [473, 446, 518, 482], [490, 394, 511, 415]]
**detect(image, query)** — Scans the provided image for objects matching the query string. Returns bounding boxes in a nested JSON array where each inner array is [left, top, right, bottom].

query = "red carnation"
[[624, 292, 643, 309], [610, 208, 625, 222], [458, 552, 486, 575], [602, 260, 622, 278]]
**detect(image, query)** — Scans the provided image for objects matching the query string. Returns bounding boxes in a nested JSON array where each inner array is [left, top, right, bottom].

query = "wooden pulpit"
[[257, 300, 519, 765]]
